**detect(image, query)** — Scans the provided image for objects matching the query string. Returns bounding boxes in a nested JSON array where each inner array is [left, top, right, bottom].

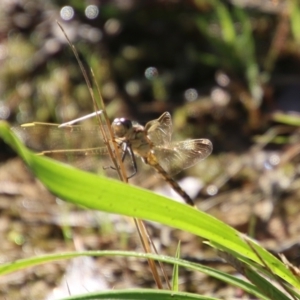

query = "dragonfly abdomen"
[[144, 151, 195, 207]]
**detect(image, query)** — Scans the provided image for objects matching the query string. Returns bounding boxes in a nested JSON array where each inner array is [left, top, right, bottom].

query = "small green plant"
[[194, 0, 262, 104]]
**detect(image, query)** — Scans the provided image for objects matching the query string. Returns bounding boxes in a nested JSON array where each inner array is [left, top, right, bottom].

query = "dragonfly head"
[[111, 117, 133, 138]]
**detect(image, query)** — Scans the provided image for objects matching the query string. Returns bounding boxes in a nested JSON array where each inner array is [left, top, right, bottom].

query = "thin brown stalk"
[[245, 236, 297, 300], [57, 21, 169, 289], [56, 21, 124, 180]]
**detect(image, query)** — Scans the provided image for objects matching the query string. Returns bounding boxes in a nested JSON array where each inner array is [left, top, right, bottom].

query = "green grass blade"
[[272, 112, 300, 126], [213, 0, 236, 43], [172, 241, 181, 291], [0, 250, 269, 299], [59, 288, 217, 300], [234, 7, 261, 103], [290, 0, 300, 44], [218, 250, 293, 300]]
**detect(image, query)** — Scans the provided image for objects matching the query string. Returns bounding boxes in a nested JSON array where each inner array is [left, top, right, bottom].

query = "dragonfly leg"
[[115, 142, 137, 179], [102, 142, 126, 171], [125, 144, 137, 179], [102, 142, 138, 179], [102, 141, 127, 172]]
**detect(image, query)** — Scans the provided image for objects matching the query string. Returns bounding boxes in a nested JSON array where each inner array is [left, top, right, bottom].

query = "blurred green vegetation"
[[1, 0, 299, 155]]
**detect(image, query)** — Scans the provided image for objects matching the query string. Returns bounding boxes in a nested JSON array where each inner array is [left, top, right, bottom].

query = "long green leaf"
[[60, 288, 217, 300], [172, 241, 181, 291], [0, 250, 268, 299]]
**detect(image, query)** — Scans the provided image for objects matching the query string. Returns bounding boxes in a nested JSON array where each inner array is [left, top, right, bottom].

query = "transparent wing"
[[145, 112, 172, 146], [12, 122, 107, 151], [11, 123, 111, 171], [153, 139, 213, 175]]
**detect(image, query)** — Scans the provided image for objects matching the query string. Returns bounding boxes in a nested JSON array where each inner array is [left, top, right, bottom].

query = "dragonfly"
[[13, 112, 213, 206]]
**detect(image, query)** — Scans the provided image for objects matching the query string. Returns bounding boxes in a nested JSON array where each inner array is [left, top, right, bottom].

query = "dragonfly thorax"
[[111, 117, 152, 158]]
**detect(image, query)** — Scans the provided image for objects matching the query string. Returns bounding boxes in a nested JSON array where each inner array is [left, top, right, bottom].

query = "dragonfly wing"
[[12, 123, 106, 151], [39, 148, 110, 172], [145, 112, 172, 146], [12, 123, 111, 171], [153, 139, 212, 175]]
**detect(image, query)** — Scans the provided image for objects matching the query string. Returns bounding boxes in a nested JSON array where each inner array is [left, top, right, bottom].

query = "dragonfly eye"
[[112, 118, 132, 137]]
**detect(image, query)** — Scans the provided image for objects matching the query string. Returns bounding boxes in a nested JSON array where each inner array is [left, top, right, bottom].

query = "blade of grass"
[[59, 288, 218, 300], [0, 250, 270, 299], [219, 251, 293, 300], [272, 113, 300, 127], [172, 241, 181, 291], [290, 0, 300, 44], [213, 0, 236, 43]]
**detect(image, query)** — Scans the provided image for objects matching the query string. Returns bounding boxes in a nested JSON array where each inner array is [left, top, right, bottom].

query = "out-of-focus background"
[[1, 0, 300, 298]]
